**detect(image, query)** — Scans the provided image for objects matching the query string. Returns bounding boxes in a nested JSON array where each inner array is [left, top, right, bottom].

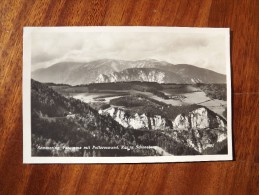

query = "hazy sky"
[[31, 30, 227, 74]]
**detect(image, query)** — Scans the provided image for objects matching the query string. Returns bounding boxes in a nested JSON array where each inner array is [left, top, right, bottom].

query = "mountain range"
[[32, 59, 226, 85]]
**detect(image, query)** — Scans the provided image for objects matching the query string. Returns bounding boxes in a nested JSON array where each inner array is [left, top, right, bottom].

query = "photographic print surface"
[[23, 27, 232, 163]]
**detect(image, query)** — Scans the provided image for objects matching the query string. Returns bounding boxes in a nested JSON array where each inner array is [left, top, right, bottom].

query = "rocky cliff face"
[[99, 106, 227, 153], [95, 68, 167, 83], [99, 107, 226, 131], [99, 107, 169, 130], [172, 107, 225, 130]]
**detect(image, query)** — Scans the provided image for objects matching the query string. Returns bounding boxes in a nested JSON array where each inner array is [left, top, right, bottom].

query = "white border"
[[23, 27, 233, 164]]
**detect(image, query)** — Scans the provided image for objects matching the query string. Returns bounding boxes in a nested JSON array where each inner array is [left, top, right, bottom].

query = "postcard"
[[23, 26, 232, 163]]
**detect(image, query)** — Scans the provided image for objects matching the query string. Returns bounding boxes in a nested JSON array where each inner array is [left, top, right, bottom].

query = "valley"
[[31, 60, 228, 157], [31, 80, 227, 156]]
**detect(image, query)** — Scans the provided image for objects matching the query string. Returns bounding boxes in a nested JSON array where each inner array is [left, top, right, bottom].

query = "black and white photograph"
[[23, 27, 232, 163]]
